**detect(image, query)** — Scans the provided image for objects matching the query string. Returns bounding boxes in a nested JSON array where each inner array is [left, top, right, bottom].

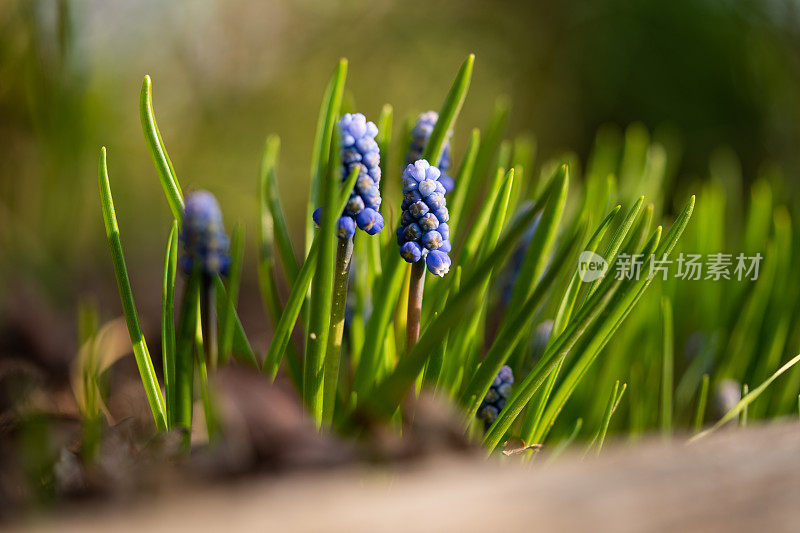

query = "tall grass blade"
[[98, 148, 167, 431]]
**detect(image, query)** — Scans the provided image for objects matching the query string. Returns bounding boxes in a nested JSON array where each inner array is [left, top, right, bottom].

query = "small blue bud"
[[405, 190, 422, 203], [356, 175, 374, 195], [356, 208, 384, 235], [418, 179, 437, 197], [405, 111, 455, 195], [425, 249, 451, 276], [419, 213, 439, 231], [346, 194, 365, 215], [337, 216, 356, 240], [437, 223, 450, 241], [485, 388, 499, 404], [403, 176, 419, 193], [421, 230, 443, 250], [403, 223, 422, 242], [396, 225, 407, 245], [400, 241, 423, 263], [433, 206, 449, 223], [438, 239, 452, 253], [312, 207, 322, 226], [409, 200, 430, 219], [401, 210, 415, 227], [362, 186, 381, 210], [497, 383, 513, 399], [425, 192, 445, 211]]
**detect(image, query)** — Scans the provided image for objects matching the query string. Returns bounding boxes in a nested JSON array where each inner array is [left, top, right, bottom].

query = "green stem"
[[406, 260, 426, 352], [322, 237, 354, 426], [201, 275, 218, 372], [175, 271, 200, 445]]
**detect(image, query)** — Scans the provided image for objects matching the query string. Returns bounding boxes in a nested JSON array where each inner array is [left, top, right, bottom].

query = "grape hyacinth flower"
[[406, 111, 455, 193], [397, 159, 452, 277], [477, 365, 514, 429], [179, 190, 231, 277], [312, 113, 384, 239]]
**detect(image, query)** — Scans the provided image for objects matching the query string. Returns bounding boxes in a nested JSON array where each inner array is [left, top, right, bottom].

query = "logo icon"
[[578, 251, 608, 282]]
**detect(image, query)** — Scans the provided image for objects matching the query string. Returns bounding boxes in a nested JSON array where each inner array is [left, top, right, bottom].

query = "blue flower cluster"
[[313, 113, 384, 240], [397, 159, 452, 276], [476, 365, 514, 428], [406, 111, 454, 193], [179, 190, 230, 276]]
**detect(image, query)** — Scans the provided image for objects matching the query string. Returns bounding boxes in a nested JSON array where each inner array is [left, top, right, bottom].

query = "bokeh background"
[[2, 0, 800, 368]]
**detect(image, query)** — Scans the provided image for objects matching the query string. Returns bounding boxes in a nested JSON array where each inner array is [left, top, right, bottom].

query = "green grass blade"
[[531, 197, 695, 446], [693, 374, 710, 433], [174, 271, 200, 434], [690, 352, 800, 442], [484, 225, 665, 451], [264, 241, 319, 379], [98, 148, 167, 432], [460, 227, 583, 418], [422, 54, 475, 167], [585, 196, 645, 302], [262, 168, 359, 380], [161, 221, 178, 428], [352, 253, 407, 400], [306, 60, 348, 256], [448, 128, 481, 225], [139, 76, 183, 222], [261, 135, 299, 284], [219, 223, 245, 365], [595, 381, 626, 456], [305, 154, 341, 424], [461, 97, 510, 221], [212, 276, 257, 367], [660, 296, 674, 437], [458, 167, 507, 265], [507, 165, 569, 311], [322, 237, 354, 426], [520, 205, 622, 441]]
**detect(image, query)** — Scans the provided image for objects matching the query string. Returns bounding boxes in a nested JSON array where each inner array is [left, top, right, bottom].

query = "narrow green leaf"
[[507, 164, 569, 311], [448, 128, 481, 225], [352, 253, 407, 399], [306, 60, 348, 256], [460, 226, 584, 419], [690, 352, 800, 442], [175, 271, 200, 434], [530, 197, 695, 447], [161, 222, 178, 428], [423, 54, 475, 167], [219, 223, 245, 365], [305, 126, 347, 423], [139, 76, 183, 222], [595, 380, 626, 456], [693, 374, 710, 434], [260, 135, 299, 284], [98, 148, 167, 431], [520, 205, 621, 441]]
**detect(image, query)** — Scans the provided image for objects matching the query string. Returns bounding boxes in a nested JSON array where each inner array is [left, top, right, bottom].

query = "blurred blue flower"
[[476, 365, 514, 429], [406, 111, 455, 194], [180, 190, 230, 277]]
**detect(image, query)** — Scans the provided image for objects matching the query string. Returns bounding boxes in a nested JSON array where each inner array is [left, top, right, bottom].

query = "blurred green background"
[[2, 0, 800, 363]]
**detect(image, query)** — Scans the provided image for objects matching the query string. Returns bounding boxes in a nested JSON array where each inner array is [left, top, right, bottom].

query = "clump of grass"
[[96, 53, 800, 458]]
